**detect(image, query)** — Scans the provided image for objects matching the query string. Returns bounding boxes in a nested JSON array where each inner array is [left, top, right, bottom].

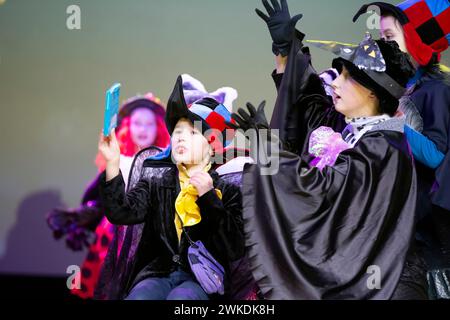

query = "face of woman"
[[380, 15, 408, 54], [129, 108, 157, 149], [171, 118, 212, 167], [331, 66, 377, 118]]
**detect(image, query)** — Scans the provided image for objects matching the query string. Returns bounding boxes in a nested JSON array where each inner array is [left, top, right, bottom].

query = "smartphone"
[[103, 83, 121, 136]]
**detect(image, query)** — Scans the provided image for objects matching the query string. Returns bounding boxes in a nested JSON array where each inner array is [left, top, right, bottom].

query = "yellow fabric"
[[439, 64, 450, 73], [174, 163, 222, 242]]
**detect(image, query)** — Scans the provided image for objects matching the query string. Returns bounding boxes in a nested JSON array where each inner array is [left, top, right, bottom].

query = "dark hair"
[[378, 40, 415, 86], [335, 40, 415, 116], [420, 63, 450, 86]]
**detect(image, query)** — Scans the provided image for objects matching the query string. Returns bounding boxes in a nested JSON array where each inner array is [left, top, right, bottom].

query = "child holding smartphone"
[[97, 76, 244, 300]]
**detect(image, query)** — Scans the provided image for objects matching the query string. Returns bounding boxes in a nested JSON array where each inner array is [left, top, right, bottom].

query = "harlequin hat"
[[181, 73, 238, 111], [165, 75, 236, 153]]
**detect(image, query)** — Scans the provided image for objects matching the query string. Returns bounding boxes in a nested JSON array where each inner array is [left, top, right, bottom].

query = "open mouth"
[[175, 146, 187, 154], [138, 134, 148, 140], [333, 93, 341, 103]]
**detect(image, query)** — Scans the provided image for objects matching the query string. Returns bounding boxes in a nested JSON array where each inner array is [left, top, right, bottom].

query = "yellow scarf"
[[174, 163, 222, 242]]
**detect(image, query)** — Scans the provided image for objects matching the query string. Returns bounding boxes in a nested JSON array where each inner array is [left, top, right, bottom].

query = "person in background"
[[354, 0, 450, 299], [47, 93, 169, 299]]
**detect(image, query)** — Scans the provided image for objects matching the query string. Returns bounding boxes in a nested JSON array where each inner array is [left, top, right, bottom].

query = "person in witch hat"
[[354, 0, 450, 299], [228, 0, 426, 299], [96, 76, 244, 300]]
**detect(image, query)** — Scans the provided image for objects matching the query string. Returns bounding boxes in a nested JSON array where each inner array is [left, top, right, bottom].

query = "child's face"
[[380, 15, 408, 54], [331, 67, 377, 118], [130, 108, 157, 149], [171, 118, 212, 167]]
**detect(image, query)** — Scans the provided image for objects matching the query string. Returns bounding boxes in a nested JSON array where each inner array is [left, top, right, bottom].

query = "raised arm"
[[97, 129, 151, 225], [255, 0, 333, 154]]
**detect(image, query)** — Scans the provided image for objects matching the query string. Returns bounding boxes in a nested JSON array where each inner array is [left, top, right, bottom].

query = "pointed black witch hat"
[[307, 33, 406, 99], [165, 75, 236, 152]]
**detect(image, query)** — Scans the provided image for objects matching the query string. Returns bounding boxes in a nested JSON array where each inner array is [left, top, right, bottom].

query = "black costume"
[[240, 30, 426, 299], [95, 149, 244, 299]]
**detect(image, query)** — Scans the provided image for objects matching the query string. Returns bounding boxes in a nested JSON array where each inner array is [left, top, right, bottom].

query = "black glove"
[[227, 101, 270, 132], [47, 206, 100, 251], [65, 225, 95, 251], [227, 102, 280, 170], [255, 0, 303, 56]]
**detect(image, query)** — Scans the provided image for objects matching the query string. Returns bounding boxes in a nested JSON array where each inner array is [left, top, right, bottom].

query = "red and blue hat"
[[353, 0, 450, 66], [165, 75, 236, 153]]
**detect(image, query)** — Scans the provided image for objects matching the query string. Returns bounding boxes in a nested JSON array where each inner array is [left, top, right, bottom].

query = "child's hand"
[[190, 172, 213, 197], [98, 129, 120, 165], [98, 129, 120, 180]]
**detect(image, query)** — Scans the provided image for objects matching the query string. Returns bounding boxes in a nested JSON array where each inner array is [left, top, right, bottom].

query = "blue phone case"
[[103, 83, 121, 136]]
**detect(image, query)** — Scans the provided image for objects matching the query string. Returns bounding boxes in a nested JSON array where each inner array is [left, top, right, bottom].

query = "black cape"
[[242, 37, 417, 299]]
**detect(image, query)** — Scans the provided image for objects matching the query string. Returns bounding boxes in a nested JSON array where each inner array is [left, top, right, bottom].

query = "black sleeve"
[[269, 37, 337, 155], [196, 185, 244, 262], [272, 70, 283, 91], [98, 170, 151, 225]]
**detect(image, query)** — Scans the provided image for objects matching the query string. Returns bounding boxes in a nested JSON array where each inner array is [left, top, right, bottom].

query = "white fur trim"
[[181, 74, 207, 93], [210, 87, 238, 112], [216, 156, 254, 175], [181, 74, 238, 111]]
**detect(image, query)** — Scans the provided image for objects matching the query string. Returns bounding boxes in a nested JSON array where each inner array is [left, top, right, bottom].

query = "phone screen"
[[103, 83, 121, 136]]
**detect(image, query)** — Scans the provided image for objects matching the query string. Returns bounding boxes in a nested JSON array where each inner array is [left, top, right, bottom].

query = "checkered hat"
[[165, 75, 236, 153], [353, 0, 450, 66]]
